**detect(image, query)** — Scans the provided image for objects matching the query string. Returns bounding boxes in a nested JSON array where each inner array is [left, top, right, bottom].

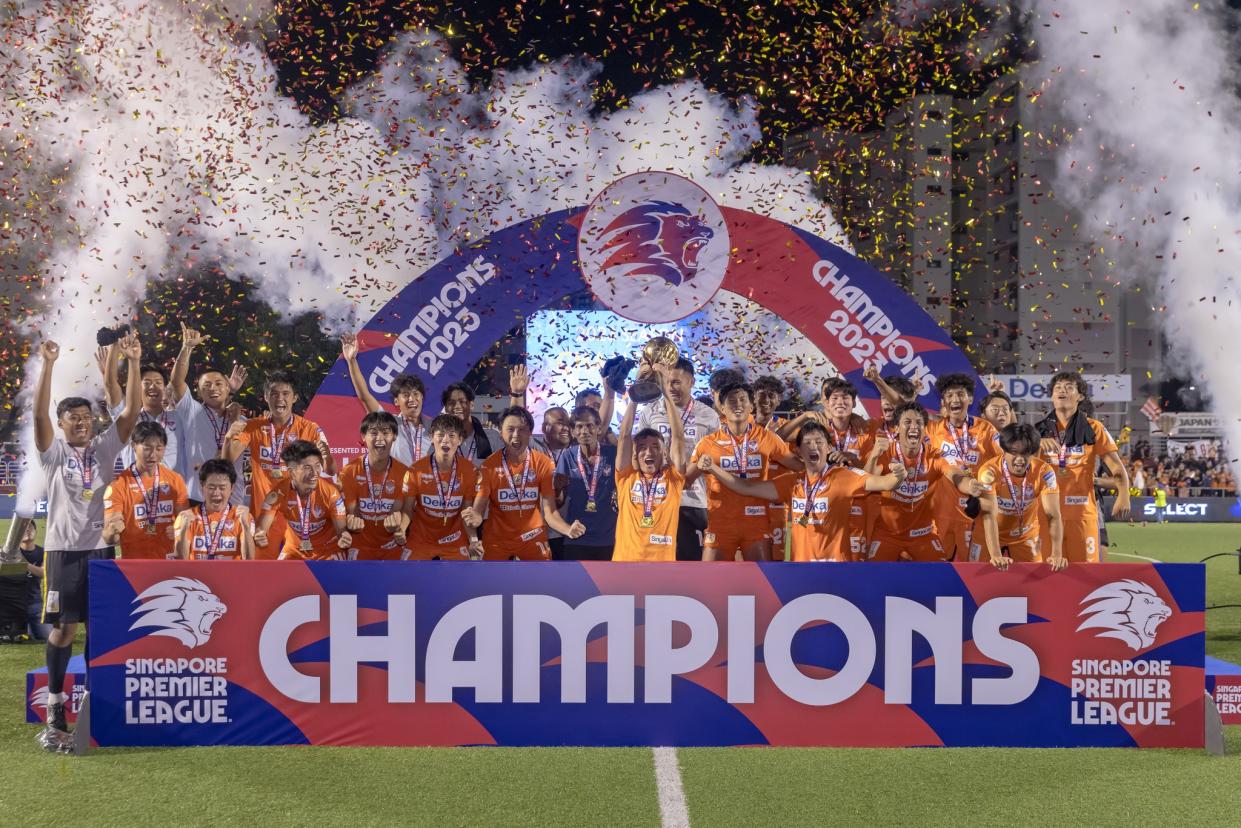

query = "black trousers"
[[676, 506, 707, 561], [561, 543, 614, 561]]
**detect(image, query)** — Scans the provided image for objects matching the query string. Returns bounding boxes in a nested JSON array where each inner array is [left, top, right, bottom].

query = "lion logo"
[[597, 201, 714, 287], [1076, 579, 1172, 652], [129, 577, 226, 649], [29, 686, 48, 708]]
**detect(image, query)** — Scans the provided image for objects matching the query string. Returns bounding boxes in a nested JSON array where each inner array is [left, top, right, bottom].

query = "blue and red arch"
[[306, 206, 983, 454]]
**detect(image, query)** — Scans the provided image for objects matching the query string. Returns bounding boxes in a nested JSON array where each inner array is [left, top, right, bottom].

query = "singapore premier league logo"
[[578, 171, 729, 323]]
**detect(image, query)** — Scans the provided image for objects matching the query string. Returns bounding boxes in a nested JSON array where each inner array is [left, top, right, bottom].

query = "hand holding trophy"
[[601, 336, 680, 404]]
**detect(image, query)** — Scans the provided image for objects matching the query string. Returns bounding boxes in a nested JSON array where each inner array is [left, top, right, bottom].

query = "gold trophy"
[[627, 336, 680, 404]]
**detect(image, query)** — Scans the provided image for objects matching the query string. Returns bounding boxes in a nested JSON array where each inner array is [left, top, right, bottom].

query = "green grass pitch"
[[1, 520, 1239, 826]]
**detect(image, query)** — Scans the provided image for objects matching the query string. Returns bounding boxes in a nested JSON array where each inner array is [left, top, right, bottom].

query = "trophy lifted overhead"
[[600, 336, 680, 404]]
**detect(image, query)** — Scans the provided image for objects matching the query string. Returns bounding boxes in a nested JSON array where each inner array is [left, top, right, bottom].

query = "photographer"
[[0, 520, 49, 643]]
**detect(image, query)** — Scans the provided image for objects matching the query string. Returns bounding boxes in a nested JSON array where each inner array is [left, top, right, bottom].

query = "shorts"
[[1062, 515, 1101, 563], [42, 547, 116, 625], [867, 532, 947, 562], [278, 542, 345, 561], [768, 503, 787, 561], [484, 540, 552, 561], [936, 517, 974, 562], [352, 541, 410, 561], [703, 521, 771, 560], [407, 540, 471, 561], [998, 536, 1042, 563], [676, 506, 708, 561]]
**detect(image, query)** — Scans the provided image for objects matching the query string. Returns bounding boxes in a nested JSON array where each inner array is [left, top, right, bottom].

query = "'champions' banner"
[[87, 561, 1204, 748], [307, 176, 986, 457]]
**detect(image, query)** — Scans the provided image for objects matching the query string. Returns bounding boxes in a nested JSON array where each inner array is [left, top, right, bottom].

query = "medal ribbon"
[[946, 418, 972, 461], [1055, 421, 1069, 471], [294, 488, 315, 544], [801, 470, 827, 523], [205, 407, 230, 450], [431, 454, 460, 516], [131, 463, 161, 527], [828, 421, 852, 455], [71, 445, 96, 491], [575, 446, 602, 507], [267, 418, 293, 467], [401, 418, 424, 462], [729, 425, 752, 478], [639, 470, 662, 521], [200, 505, 231, 557], [363, 453, 390, 515], [1001, 457, 1029, 520], [499, 450, 533, 509]]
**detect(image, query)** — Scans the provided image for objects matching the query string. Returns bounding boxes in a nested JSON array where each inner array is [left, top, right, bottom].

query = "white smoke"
[[1024, 0, 1241, 472], [2, 4, 844, 512]]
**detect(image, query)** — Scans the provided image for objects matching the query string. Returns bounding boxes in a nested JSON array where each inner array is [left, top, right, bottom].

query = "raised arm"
[[508, 364, 529, 409], [33, 341, 59, 453], [599, 385, 618, 446], [341, 333, 383, 413], [172, 323, 203, 402], [662, 380, 686, 476], [862, 364, 905, 411], [776, 410, 815, 441], [616, 397, 638, 474], [219, 420, 247, 463], [99, 342, 122, 409], [114, 334, 143, 443]]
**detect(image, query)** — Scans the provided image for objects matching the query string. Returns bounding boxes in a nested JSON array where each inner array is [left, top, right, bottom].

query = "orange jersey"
[[873, 441, 960, 539], [180, 505, 252, 560], [773, 466, 870, 562], [979, 456, 1058, 542], [476, 449, 556, 557], [340, 455, 411, 560], [691, 425, 793, 521], [927, 416, 999, 530], [263, 477, 347, 561], [233, 414, 327, 508], [405, 454, 479, 560], [1038, 417, 1117, 513], [614, 465, 685, 561], [104, 464, 189, 560]]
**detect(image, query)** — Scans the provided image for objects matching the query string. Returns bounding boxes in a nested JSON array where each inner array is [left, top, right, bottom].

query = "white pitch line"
[[653, 747, 690, 828], [1108, 550, 1162, 563]]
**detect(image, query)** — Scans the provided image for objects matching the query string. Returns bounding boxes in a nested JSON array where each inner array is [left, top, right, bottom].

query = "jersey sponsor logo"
[[791, 497, 828, 514], [436, 530, 463, 545], [849, 504, 862, 516], [1077, 580, 1172, 652], [357, 498, 396, 515], [519, 527, 543, 542], [129, 577, 226, 649], [909, 525, 933, 538], [134, 501, 177, 520], [497, 488, 540, 503], [290, 518, 328, 536], [1064, 496, 1089, 506], [649, 533, 673, 545], [719, 455, 763, 474], [744, 505, 767, 517], [420, 494, 464, 511], [192, 535, 239, 553], [629, 481, 670, 500], [894, 479, 930, 499]]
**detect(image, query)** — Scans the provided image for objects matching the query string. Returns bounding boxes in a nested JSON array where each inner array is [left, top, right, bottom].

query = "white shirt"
[[110, 404, 182, 481], [176, 391, 247, 505], [40, 426, 124, 551], [392, 416, 434, 467], [636, 398, 720, 509]]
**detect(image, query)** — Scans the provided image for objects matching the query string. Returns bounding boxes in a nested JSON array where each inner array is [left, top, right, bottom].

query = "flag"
[[1140, 396, 1163, 423]]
